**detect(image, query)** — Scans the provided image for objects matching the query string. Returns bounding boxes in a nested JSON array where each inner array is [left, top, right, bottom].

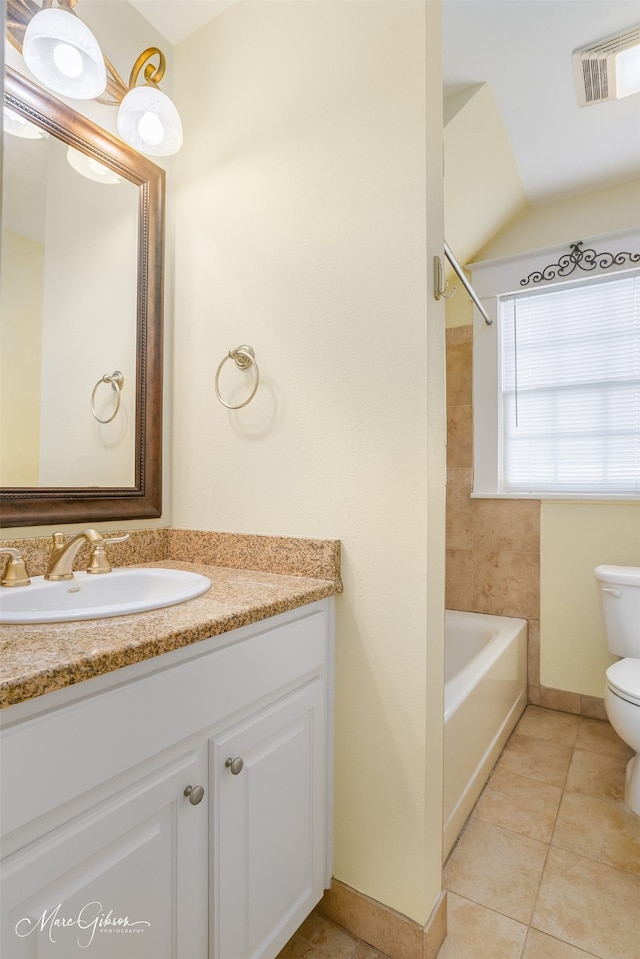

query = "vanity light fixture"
[[116, 48, 183, 157], [6, 0, 183, 156], [66, 145, 123, 184], [2, 105, 48, 138], [21, 2, 106, 99], [574, 24, 640, 105]]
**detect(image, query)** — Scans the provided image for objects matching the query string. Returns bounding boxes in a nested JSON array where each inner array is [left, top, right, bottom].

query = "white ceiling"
[[129, 0, 640, 205], [442, 0, 640, 204]]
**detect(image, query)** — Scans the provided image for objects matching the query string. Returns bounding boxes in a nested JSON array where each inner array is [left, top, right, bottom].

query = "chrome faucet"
[[45, 530, 130, 581]]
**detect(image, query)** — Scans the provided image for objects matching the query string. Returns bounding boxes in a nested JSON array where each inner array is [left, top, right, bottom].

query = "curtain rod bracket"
[[434, 255, 457, 301]]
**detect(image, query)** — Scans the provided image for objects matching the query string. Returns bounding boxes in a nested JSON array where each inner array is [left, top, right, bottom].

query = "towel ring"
[[91, 371, 124, 424], [215, 345, 260, 410]]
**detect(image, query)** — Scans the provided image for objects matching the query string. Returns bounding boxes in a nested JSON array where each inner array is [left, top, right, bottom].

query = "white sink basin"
[[0, 568, 212, 624]]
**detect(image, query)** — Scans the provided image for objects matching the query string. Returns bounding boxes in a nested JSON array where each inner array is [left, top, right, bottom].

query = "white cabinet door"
[[1, 747, 208, 959], [211, 680, 327, 959]]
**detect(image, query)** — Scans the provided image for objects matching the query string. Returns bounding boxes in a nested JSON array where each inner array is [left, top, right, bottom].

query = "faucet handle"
[[0, 548, 31, 587], [86, 534, 130, 575]]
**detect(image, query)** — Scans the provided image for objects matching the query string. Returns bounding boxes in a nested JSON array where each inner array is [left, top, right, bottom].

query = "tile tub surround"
[[442, 705, 640, 959], [0, 531, 342, 708], [445, 327, 607, 720], [445, 325, 542, 702]]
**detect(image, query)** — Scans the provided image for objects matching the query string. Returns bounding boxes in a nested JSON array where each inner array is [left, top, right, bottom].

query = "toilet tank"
[[594, 565, 640, 657]]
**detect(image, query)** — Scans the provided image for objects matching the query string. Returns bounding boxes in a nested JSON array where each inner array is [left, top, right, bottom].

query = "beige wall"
[[444, 83, 529, 267], [0, 230, 43, 486], [477, 178, 640, 260], [445, 179, 640, 702], [173, 0, 445, 925], [541, 503, 640, 698]]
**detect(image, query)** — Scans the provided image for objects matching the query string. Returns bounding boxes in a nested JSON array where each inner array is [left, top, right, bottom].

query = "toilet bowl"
[[594, 565, 640, 817], [604, 660, 640, 815]]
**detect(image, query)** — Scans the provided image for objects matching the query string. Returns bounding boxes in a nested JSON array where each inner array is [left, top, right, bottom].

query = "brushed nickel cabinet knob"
[[184, 784, 205, 804], [225, 757, 244, 775]]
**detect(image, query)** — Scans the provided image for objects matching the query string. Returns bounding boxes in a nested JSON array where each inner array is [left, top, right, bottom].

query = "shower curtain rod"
[[444, 242, 492, 326]]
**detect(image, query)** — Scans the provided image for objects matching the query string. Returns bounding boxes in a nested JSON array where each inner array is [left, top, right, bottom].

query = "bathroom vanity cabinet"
[[0, 599, 334, 959]]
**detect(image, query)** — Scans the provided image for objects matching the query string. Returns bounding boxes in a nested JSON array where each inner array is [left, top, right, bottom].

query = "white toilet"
[[594, 564, 640, 816]]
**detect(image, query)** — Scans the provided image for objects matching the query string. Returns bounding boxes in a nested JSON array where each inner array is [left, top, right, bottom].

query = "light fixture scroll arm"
[[96, 47, 167, 106], [128, 47, 167, 90], [95, 54, 129, 105]]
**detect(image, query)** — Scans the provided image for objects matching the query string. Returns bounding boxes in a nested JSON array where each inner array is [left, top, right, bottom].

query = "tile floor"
[[276, 910, 388, 959], [278, 706, 640, 959]]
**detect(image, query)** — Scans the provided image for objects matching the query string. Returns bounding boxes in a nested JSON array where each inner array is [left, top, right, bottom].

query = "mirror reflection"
[[1, 113, 138, 488], [1, 68, 164, 528]]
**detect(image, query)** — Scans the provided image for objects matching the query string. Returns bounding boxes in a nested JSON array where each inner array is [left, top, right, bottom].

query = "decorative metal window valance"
[[520, 240, 640, 287]]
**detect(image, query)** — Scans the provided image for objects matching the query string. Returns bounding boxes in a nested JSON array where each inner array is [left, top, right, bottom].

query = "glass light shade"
[[3, 106, 48, 139], [616, 44, 640, 99], [22, 8, 106, 99], [67, 146, 122, 184], [117, 85, 183, 156]]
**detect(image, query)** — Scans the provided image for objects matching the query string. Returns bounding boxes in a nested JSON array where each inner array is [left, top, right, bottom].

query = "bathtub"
[[443, 610, 528, 861]]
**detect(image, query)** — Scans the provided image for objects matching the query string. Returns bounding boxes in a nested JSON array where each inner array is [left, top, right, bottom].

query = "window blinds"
[[499, 271, 640, 495]]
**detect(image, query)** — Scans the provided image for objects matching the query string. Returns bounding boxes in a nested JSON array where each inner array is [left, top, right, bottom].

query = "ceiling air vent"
[[573, 26, 640, 106]]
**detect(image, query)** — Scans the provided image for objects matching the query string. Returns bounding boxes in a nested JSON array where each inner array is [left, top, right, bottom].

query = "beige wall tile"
[[446, 468, 473, 489], [539, 687, 581, 715], [319, 881, 422, 959], [532, 846, 640, 959], [445, 549, 473, 610], [527, 620, 540, 689], [579, 695, 607, 721], [472, 499, 540, 553], [423, 891, 447, 959], [528, 685, 541, 706], [447, 405, 473, 469], [446, 325, 473, 348], [446, 342, 472, 407], [472, 550, 540, 619], [446, 485, 473, 550]]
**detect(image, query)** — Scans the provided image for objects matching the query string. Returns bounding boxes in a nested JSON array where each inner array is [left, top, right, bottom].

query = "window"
[[499, 273, 640, 496], [470, 231, 640, 500]]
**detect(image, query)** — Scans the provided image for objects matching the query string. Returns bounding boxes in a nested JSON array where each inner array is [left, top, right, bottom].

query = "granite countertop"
[[0, 559, 339, 710]]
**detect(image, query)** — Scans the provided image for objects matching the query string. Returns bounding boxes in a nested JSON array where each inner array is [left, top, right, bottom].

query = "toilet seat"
[[606, 659, 640, 707]]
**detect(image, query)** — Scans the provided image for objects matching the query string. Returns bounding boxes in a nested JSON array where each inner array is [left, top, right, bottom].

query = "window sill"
[[471, 491, 640, 503]]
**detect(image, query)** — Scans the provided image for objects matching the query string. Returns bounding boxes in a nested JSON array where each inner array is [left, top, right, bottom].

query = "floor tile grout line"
[[288, 709, 634, 959], [470, 709, 627, 958], [524, 732, 574, 948]]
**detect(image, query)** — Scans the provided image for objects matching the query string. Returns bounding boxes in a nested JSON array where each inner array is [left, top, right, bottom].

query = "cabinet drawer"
[[1, 604, 329, 838]]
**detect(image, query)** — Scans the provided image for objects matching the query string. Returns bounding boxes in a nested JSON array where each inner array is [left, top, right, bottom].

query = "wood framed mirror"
[[1, 67, 164, 528]]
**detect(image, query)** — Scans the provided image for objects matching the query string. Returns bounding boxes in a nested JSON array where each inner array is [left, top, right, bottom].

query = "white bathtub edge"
[[443, 688, 526, 862]]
